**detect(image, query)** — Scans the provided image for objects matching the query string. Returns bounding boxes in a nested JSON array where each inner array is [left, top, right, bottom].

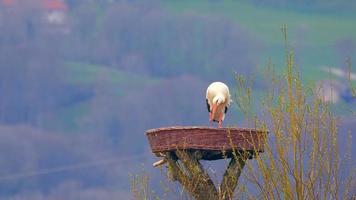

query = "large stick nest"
[[146, 126, 268, 160]]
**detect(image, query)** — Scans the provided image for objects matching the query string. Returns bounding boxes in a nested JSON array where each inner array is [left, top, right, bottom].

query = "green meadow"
[[163, 0, 356, 82]]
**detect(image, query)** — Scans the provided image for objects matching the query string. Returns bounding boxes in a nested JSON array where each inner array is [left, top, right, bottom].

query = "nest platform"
[[146, 126, 268, 160]]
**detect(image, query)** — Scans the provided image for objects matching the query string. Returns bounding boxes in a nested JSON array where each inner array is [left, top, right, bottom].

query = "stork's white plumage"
[[152, 82, 231, 167], [206, 82, 231, 128]]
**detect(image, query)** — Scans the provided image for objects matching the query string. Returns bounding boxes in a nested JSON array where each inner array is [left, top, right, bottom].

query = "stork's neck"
[[213, 94, 225, 105]]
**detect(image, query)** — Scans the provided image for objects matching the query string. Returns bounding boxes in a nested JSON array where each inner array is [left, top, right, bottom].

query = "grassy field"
[[44, 62, 162, 132], [162, 0, 356, 45], [65, 62, 160, 89], [162, 0, 356, 82]]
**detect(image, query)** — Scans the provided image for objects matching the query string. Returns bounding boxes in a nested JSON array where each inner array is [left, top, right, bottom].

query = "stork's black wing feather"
[[206, 99, 211, 112], [224, 106, 228, 114]]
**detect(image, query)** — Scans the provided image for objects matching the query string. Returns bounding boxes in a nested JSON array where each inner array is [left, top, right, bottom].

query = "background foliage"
[[0, 0, 354, 199]]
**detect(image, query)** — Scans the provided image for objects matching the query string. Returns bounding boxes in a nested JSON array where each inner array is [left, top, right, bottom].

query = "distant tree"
[[92, 2, 259, 80], [78, 75, 208, 154], [0, 125, 122, 197], [0, 1, 92, 125], [246, 0, 356, 13]]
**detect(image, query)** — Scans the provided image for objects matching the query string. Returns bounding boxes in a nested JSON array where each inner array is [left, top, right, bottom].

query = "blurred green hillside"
[[10, 0, 352, 135], [51, 0, 355, 133], [163, 0, 356, 82]]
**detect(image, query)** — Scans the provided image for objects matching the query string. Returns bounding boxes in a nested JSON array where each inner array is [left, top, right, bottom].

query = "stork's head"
[[210, 94, 225, 118], [212, 94, 226, 105]]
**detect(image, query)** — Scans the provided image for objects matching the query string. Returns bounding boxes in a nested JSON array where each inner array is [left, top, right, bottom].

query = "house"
[[1, 0, 15, 6], [1, 0, 69, 33], [41, 0, 68, 25], [315, 80, 343, 104]]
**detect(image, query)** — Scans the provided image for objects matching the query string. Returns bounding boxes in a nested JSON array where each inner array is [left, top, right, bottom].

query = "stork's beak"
[[211, 103, 217, 120]]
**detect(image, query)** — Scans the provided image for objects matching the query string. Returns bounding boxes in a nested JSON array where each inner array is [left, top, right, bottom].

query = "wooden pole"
[[220, 152, 248, 200], [165, 150, 249, 200], [146, 127, 267, 199]]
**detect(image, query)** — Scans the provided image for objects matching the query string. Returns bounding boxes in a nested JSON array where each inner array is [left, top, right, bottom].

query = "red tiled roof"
[[41, 0, 67, 11], [2, 0, 16, 6], [1, 0, 67, 11]]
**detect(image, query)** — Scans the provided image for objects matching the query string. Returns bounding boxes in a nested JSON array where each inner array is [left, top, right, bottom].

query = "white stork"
[[153, 82, 232, 167], [206, 82, 231, 128]]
